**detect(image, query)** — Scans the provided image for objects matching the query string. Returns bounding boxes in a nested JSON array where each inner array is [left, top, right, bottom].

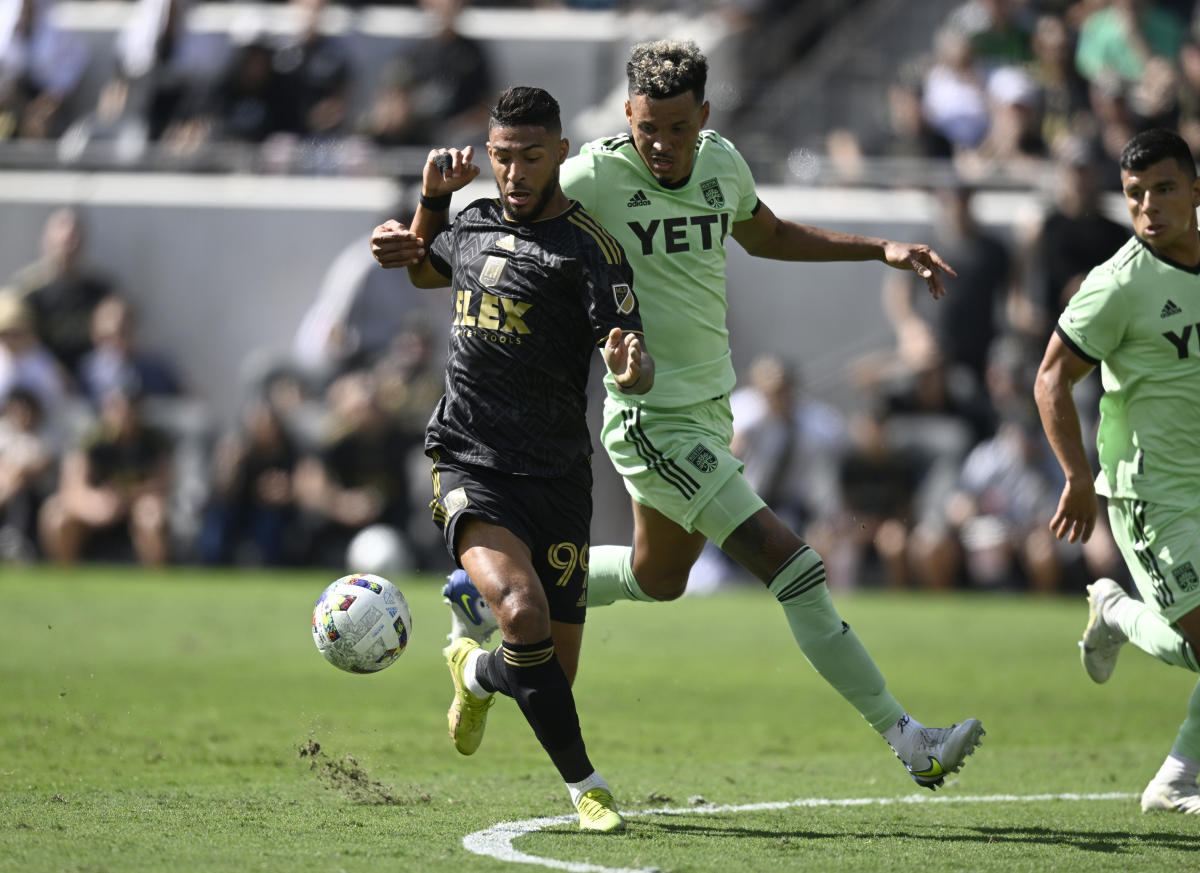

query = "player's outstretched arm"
[[731, 201, 957, 300], [603, 328, 654, 395]]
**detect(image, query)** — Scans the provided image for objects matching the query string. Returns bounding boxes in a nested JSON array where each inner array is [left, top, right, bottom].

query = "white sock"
[[464, 647, 490, 699], [566, 771, 610, 806], [881, 714, 927, 760], [1153, 751, 1200, 786]]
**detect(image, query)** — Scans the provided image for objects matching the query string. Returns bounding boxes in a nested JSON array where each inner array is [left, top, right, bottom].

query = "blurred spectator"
[[958, 64, 1049, 183], [8, 207, 116, 374], [39, 382, 174, 566], [945, 411, 1062, 591], [826, 70, 953, 184], [204, 33, 291, 143], [922, 26, 992, 150], [371, 314, 445, 440], [0, 289, 71, 422], [729, 354, 845, 536], [941, 335, 1063, 592], [1176, 35, 1200, 154], [0, 386, 52, 561], [376, 0, 494, 146], [688, 353, 846, 592], [273, 0, 353, 140], [1074, 0, 1185, 87], [292, 199, 450, 385], [112, 0, 227, 143], [1027, 12, 1092, 151], [819, 406, 925, 590], [882, 183, 1012, 396], [946, 0, 1035, 70], [197, 393, 300, 566], [356, 55, 432, 148], [1011, 136, 1130, 350], [57, 77, 151, 167], [77, 295, 183, 408], [292, 370, 412, 568], [0, 0, 90, 140]]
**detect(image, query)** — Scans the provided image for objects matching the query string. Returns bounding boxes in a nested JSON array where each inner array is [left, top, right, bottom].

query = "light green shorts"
[[1108, 497, 1200, 625], [600, 394, 765, 545]]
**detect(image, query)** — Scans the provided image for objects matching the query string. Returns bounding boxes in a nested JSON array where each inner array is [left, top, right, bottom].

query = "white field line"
[[462, 792, 1140, 873]]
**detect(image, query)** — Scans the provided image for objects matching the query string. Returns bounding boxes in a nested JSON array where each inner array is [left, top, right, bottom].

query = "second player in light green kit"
[[441, 39, 986, 790], [1036, 127, 1200, 814]]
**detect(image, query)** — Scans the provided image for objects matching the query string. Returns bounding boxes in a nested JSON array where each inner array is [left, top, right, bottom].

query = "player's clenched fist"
[[370, 219, 425, 269]]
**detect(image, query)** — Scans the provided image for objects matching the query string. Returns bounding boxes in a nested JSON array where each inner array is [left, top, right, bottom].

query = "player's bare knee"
[[491, 593, 551, 641]]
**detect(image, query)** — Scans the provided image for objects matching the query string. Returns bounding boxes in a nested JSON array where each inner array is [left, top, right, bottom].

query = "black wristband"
[[419, 193, 452, 211]]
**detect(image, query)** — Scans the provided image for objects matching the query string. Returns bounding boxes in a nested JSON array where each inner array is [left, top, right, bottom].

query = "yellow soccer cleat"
[[444, 637, 495, 755], [576, 788, 627, 832]]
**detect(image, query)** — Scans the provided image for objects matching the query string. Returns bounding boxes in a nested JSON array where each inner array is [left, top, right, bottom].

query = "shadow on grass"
[[638, 820, 1200, 854]]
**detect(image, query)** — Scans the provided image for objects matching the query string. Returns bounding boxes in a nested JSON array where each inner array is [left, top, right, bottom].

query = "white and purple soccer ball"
[[312, 574, 412, 674]]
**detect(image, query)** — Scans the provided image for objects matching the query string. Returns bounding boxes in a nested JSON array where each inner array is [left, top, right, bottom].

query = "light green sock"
[[767, 546, 905, 732], [1109, 596, 1200, 672], [1171, 680, 1200, 764], [586, 545, 657, 607]]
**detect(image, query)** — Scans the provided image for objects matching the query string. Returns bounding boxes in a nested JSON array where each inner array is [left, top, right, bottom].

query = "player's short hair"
[[489, 86, 561, 134], [626, 39, 707, 102], [1120, 128, 1197, 180]]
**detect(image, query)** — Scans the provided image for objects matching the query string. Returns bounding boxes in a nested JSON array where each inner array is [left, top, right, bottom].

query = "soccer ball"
[[311, 574, 412, 674]]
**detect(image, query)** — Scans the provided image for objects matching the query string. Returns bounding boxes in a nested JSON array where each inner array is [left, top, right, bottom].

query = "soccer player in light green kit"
[[1035, 127, 1200, 814], [425, 39, 986, 789]]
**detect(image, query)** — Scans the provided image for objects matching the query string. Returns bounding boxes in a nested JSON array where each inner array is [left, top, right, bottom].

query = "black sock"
[[477, 637, 594, 783]]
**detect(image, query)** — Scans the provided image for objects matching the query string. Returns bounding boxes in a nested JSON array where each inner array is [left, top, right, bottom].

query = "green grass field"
[[3, 566, 1198, 873]]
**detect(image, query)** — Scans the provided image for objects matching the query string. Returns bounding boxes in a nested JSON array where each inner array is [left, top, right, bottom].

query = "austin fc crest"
[[700, 178, 725, 209], [686, 444, 719, 474], [1173, 562, 1199, 593]]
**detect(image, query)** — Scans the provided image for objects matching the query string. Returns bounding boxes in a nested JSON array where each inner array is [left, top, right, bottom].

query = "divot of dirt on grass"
[[298, 739, 430, 806]]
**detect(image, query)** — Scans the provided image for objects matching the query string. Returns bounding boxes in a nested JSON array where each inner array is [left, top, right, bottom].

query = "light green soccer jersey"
[[560, 131, 759, 407], [1057, 235, 1200, 507]]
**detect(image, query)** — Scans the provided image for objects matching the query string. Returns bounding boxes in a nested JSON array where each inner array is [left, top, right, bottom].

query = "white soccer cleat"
[[896, 718, 985, 790], [1141, 777, 1200, 814], [1080, 578, 1128, 684], [443, 570, 499, 644]]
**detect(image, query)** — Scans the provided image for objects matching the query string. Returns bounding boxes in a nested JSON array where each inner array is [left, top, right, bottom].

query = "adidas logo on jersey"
[[626, 190, 652, 207], [1161, 299, 1183, 318]]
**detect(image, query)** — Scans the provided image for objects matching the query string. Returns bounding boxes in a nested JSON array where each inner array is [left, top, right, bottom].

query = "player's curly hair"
[[489, 86, 561, 133], [626, 39, 707, 102], [1120, 128, 1197, 179]]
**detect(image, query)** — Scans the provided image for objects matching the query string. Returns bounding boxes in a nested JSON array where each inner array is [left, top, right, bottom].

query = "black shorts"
[[428, 455, 592, 624]]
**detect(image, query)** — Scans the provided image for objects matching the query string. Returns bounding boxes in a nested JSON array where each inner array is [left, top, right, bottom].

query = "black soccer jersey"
[[425, 197, 643, 476]]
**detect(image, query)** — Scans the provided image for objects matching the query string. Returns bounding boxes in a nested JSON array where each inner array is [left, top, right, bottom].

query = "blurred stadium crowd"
[[3, 0, 1198, 594]]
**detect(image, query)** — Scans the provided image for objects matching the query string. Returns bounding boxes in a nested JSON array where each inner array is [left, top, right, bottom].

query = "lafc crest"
[[443, 487, 470, 517], [480, 255, 507, 287], [612, 283, 635, 315]]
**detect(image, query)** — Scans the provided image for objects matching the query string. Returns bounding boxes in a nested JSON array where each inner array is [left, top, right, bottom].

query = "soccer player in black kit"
[[370, 86, 653, 832]]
